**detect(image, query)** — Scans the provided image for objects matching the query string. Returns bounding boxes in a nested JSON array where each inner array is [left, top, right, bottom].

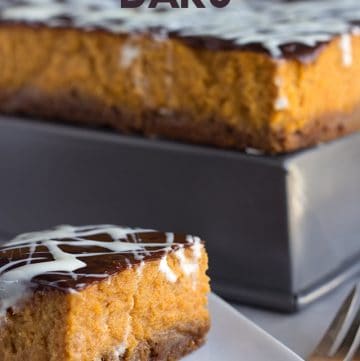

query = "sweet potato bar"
[[0, 225, 210, 361], [1, 0, 360, 153]]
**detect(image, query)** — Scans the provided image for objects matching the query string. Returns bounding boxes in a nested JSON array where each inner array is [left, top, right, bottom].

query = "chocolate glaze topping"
[[0, 225, 202, 315], [0, 0, 360, 62]]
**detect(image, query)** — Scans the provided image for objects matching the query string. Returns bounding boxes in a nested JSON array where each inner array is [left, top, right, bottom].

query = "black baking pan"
[[0, 116, 359, 312]]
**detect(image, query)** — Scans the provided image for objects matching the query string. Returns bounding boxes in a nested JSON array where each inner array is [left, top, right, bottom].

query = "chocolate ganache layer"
[[0, 0, 360, 63], [0, 225, 202, 314]]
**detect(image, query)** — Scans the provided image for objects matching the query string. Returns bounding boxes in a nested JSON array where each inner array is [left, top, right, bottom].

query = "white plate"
[[185, 293, 304, 361]]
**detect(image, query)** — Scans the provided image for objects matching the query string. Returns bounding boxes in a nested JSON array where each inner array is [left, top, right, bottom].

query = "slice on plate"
[[0, 225, 210, 361]]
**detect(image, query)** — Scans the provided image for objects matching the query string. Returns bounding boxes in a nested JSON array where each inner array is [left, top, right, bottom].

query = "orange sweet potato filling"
[[0, 26, 360, 152], [0, 248, 210, 361]]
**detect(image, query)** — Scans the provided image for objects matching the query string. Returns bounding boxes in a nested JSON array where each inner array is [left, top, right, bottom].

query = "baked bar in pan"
[[0, 0, 360, 152]]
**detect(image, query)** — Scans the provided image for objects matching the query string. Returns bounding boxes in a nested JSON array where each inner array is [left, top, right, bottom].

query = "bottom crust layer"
[[102, 322, 210, 361], [3, 88, 360, 153], [270, 104, 360, 153]]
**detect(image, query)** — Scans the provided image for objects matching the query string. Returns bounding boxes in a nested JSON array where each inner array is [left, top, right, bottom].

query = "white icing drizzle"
[[1, 0, 360, 60], [186, 235, 202, 259], [274, 95, 289, 111], [165, 232, 174, 244], [136, 260, 145, 276], [159, 255, 177, 283], [175, 247, 198, 277], [120, 43, 141, 68], [340, 33, 353, 67], [158, 235, 202, 285], [0, 225, 201, 317], [273, 75, 289, 111], [177, 236, 203, 289]]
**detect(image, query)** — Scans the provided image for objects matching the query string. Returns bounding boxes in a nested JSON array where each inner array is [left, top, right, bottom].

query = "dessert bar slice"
[[1, 0, 360, 153], [0, 225, 210, 361]]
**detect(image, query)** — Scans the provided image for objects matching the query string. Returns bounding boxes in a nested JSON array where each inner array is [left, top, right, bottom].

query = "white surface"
[[237, 284, 354, 359], [185, 293, 303, 361]]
